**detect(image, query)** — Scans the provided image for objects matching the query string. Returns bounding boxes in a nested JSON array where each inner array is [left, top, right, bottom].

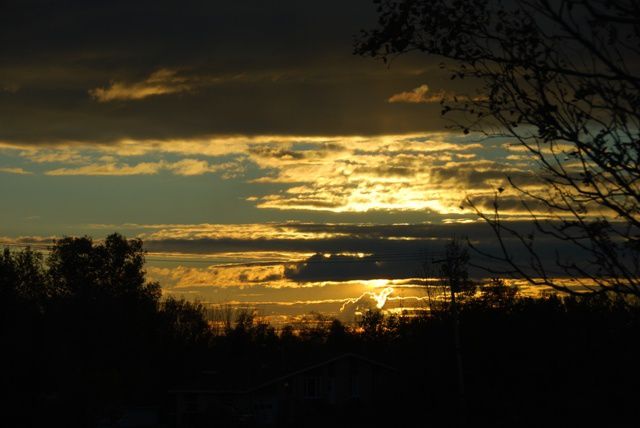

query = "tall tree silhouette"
[[0, 234, 207, 427], [357, 0, 640, 297], [47, 234, 160, 302]]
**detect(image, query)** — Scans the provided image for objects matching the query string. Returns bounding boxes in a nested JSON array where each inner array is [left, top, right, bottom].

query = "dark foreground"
[[2, 235, 639, 427]]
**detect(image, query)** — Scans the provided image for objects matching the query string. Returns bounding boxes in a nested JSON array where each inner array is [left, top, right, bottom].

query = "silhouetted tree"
[[359, 309, 385, 340], [4, 234, 640, 427], [0, 234, 215, 427], [477, 277, 520, 309], [0, 247, 50, 427], [47, 233, 160, 302], [438, 238, 475, 298], [161, 297, 212, 345], [0, 246, 49, 307], [327, 318, 349, 348], [357, 0, 640, 297]]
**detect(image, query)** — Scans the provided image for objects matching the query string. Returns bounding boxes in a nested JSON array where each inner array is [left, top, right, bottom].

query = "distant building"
[[171, 353, 400, 427], [96, 407, 161, 428]]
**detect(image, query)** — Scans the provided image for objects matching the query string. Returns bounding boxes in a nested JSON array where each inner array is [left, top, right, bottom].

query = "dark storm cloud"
[[5, 220, 605, 281], [138, 220, 605, 281], [0, 0, 447, 143], [284, 239, 603, 282], [283, 235, 603, 282], [139, 221, 567, 255], [285, 253, 426, 282]]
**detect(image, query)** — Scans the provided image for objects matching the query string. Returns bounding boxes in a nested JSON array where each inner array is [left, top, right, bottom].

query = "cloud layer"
[[0, 0, 453, 143], [0, 132, 550, 215]]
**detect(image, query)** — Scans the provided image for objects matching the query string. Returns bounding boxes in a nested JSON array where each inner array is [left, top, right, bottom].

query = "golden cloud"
[[388, 84, 435, 103], [167, 159, 213, 176], [389, 84, 488, 104], [145, 223, 336, 241], [89, 69, 192, 102], [0, 132, 556, 215], [45, 161, 164, 176], [42, 158, 245, 177], [147, 264, 288, 288], [0, 167, 32, 175]]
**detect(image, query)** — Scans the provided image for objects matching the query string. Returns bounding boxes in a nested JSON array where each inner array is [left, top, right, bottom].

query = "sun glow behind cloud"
[[1, 0, 617, 332], [0, 129, 598, 324], [0, 130, 589, 220], [0, 227, 590, 325], [0, 132, 561, 216]]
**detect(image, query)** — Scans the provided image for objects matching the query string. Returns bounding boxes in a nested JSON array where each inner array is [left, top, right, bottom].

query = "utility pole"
[[434, 239, 468, 427], [449, 278, 466, 428]]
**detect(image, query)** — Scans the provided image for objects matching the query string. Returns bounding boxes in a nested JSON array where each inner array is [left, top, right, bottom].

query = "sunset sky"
[[1, 0, 555, 321]]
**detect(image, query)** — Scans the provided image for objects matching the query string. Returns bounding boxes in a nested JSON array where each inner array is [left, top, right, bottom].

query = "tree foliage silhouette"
[[0, 246, 48, 305], [356, 0, 640, 297], [2, 234, 640, 426], [0, 234, 211, 428], [47, 234, 160, 301]]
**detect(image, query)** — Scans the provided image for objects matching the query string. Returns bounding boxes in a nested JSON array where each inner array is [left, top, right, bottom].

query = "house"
[[96, 407, 161, 428], [171, 353, 400, 428]]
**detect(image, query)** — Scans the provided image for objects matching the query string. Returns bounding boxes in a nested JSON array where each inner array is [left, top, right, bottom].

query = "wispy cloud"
[[45, 161, 164, 176], [1, 133, 546, 215], [112, 222, 363, 241], [0, 167, 32, 175], [243, 135, 489, 213], [388, 84, 436, 103], [89, 69, 192, 102], [43, 158, 245, 177], [166, 159, 212, 176], [388, 84, 487, 104], [148, 264, 287, 288]]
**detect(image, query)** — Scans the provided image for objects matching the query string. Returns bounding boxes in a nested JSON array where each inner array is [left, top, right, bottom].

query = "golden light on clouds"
[[339, 286, 394, 312], [45, 161, 164, 176], [0, 167, 32, 175], [388, 84, 435, 103], [147, 263, 288, 288], [42, 158, 245, 177], [0, 132, 560, 216], [89, 69, 192, 102], [118, 222, 352, 241], [388, 84, 488, 104]]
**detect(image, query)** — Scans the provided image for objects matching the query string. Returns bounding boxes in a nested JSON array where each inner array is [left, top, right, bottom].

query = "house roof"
[[170, 352, 398, 395], [249, 352, 398, 393]]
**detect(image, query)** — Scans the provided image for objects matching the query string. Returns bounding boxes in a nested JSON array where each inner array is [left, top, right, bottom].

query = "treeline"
[[209, 291, 640, 427], [2, 234, 640, 427], [1, 234, 212, 427]]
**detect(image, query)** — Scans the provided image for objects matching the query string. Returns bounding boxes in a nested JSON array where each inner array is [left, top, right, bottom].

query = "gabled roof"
[[171, 353, 398, 395], [249, 352, 398, 393]]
